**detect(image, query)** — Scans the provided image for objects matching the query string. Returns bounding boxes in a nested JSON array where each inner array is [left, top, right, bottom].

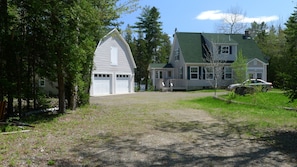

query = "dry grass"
[[0, 91, 296, 166]]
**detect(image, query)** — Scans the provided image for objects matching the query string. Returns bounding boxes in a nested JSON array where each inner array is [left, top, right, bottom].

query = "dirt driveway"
[[89, 92, 296, 167]]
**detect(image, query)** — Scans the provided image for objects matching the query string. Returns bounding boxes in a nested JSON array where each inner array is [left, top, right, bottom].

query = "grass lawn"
[[180, 90, 297, 136]]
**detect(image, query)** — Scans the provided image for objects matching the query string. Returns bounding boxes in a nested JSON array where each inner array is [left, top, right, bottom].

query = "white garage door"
[[116, 74, 129, 94], [93, 74, 111, 96]]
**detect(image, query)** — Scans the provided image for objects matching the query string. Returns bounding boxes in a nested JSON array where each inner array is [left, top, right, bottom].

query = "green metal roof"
[[175, 32, 267, 64], [175, 32, 204, 63], [229, 34, 267, 63], [202, 33, 237, 44]]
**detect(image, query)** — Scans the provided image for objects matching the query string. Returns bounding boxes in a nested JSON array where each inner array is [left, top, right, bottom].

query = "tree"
[[133, 6, 164, 90], [246, 21, 268, 39], [281, 6, 297, 101], [217, 6, 247, 34], [155, 33, 171, 63], [231, 50, 247, 83]]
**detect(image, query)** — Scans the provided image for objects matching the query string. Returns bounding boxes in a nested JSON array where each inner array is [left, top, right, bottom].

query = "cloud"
[[196, 10, 279, 23], [196, 10, 224, 20]]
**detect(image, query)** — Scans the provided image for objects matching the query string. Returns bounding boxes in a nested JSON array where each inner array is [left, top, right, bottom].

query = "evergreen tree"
[[133, 6, 164, 90], [281, 6, 297, 101]]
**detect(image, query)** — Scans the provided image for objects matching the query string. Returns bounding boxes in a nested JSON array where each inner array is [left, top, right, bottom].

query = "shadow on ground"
[[259, 130, 297, 160], [50, 120, 296, 166]]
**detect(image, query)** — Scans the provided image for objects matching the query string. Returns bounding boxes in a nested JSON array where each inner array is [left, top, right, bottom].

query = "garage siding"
[[91, 29, 136, 96]]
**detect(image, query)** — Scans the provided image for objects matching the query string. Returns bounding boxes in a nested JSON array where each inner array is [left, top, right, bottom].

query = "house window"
[[39, 78, 45, 87], [224, 67, 232, 80], [175, 48, 180, 60], [168, 71, 172, 78], [257, 73, 262, 79], [155, 71, 163, 79], [190, 67, 198, 80], [219, 45, 230, 54], [179, 67, 183, 79], [111, 46, 118, 65], [205, 67, 214, 80]]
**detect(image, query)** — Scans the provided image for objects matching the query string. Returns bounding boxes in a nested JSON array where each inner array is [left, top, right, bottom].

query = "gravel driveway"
[[89, 92, 296, 167]]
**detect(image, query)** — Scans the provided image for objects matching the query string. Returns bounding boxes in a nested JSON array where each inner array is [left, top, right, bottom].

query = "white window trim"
[[219, 45, 229, 54], [190, 66, 199, 80], [205, 67, 214, 80], [111, 46, 118, 65], [224, 66, 232, 80]]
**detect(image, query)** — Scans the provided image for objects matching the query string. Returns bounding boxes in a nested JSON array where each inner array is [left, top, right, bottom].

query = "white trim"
[[190, 66, 199, 80], [247, 58, 268, 65]]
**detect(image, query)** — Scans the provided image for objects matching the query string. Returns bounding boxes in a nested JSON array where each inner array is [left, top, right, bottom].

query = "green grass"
[[222, 90, 297, 108], [180, 91, 297, 135]]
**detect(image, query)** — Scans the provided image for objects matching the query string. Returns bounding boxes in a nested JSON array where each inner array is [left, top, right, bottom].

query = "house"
[[90, 28, 137, 96], [149, 31, 268, 91]]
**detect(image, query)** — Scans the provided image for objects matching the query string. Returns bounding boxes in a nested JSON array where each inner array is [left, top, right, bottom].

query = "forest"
[[0, 0, 138, 117]]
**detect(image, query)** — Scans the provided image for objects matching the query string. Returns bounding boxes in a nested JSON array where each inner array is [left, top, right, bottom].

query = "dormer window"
[[218, 45, 232, 54]]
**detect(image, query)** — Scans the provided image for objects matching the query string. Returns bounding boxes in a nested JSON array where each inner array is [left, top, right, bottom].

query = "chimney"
[[244, 30, 251, 39]]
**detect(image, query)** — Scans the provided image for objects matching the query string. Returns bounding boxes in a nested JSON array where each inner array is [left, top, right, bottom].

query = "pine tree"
[[133, 6, 163, 90], [282, 6, 297, 101]]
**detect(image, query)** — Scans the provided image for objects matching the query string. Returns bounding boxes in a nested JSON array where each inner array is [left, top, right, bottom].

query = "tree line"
[[244, 14, 297, 101], [0, 0, 138, 117]]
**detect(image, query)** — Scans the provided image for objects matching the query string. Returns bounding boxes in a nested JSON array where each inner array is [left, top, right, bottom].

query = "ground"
[[87, 92, 295, 167], [1, 91, 296, 166]]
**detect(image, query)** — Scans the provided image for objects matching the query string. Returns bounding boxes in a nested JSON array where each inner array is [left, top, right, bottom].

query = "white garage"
[[92, 74, 111, 96], [90, 28, 136, 96], [116, 74, 130, 94]]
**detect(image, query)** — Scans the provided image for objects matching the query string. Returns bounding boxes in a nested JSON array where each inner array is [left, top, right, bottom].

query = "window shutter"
[[229, 46, 232, 54], [187, 66, 190, 80], [222, 67, 225, 79], [218, 46, 221, 54]]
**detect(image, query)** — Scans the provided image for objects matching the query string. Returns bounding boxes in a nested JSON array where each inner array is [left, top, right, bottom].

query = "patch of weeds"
[[9, 157, 17, 167], [226, 91, 236, 103], [47, 159, 55, 166], [26, 159, 32, 166]]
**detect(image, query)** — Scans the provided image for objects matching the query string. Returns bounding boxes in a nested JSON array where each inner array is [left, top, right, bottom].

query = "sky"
[[118, 0, 296, 36]]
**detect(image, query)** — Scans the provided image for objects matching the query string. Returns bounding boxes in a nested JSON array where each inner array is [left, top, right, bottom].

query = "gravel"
[[87, 91, 297, 167]]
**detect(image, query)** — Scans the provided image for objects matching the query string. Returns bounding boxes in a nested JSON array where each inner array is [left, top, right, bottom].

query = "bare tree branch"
[[217, 6, 248, 34]]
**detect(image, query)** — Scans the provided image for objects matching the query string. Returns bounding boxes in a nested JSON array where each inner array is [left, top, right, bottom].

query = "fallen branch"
[[0, 121, 35, 128], [1, 130, 31, 135]]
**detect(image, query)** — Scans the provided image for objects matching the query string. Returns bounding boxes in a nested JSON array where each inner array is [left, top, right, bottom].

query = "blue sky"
[[118, 0, 296, 36]]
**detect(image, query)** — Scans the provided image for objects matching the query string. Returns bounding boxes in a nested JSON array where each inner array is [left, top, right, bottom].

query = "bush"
[[235, 86, 255, 95]]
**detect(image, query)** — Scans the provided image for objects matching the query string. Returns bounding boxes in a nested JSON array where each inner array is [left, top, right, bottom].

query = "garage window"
[[117, 75, 129, 78], [111, 46, 118, 65]]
